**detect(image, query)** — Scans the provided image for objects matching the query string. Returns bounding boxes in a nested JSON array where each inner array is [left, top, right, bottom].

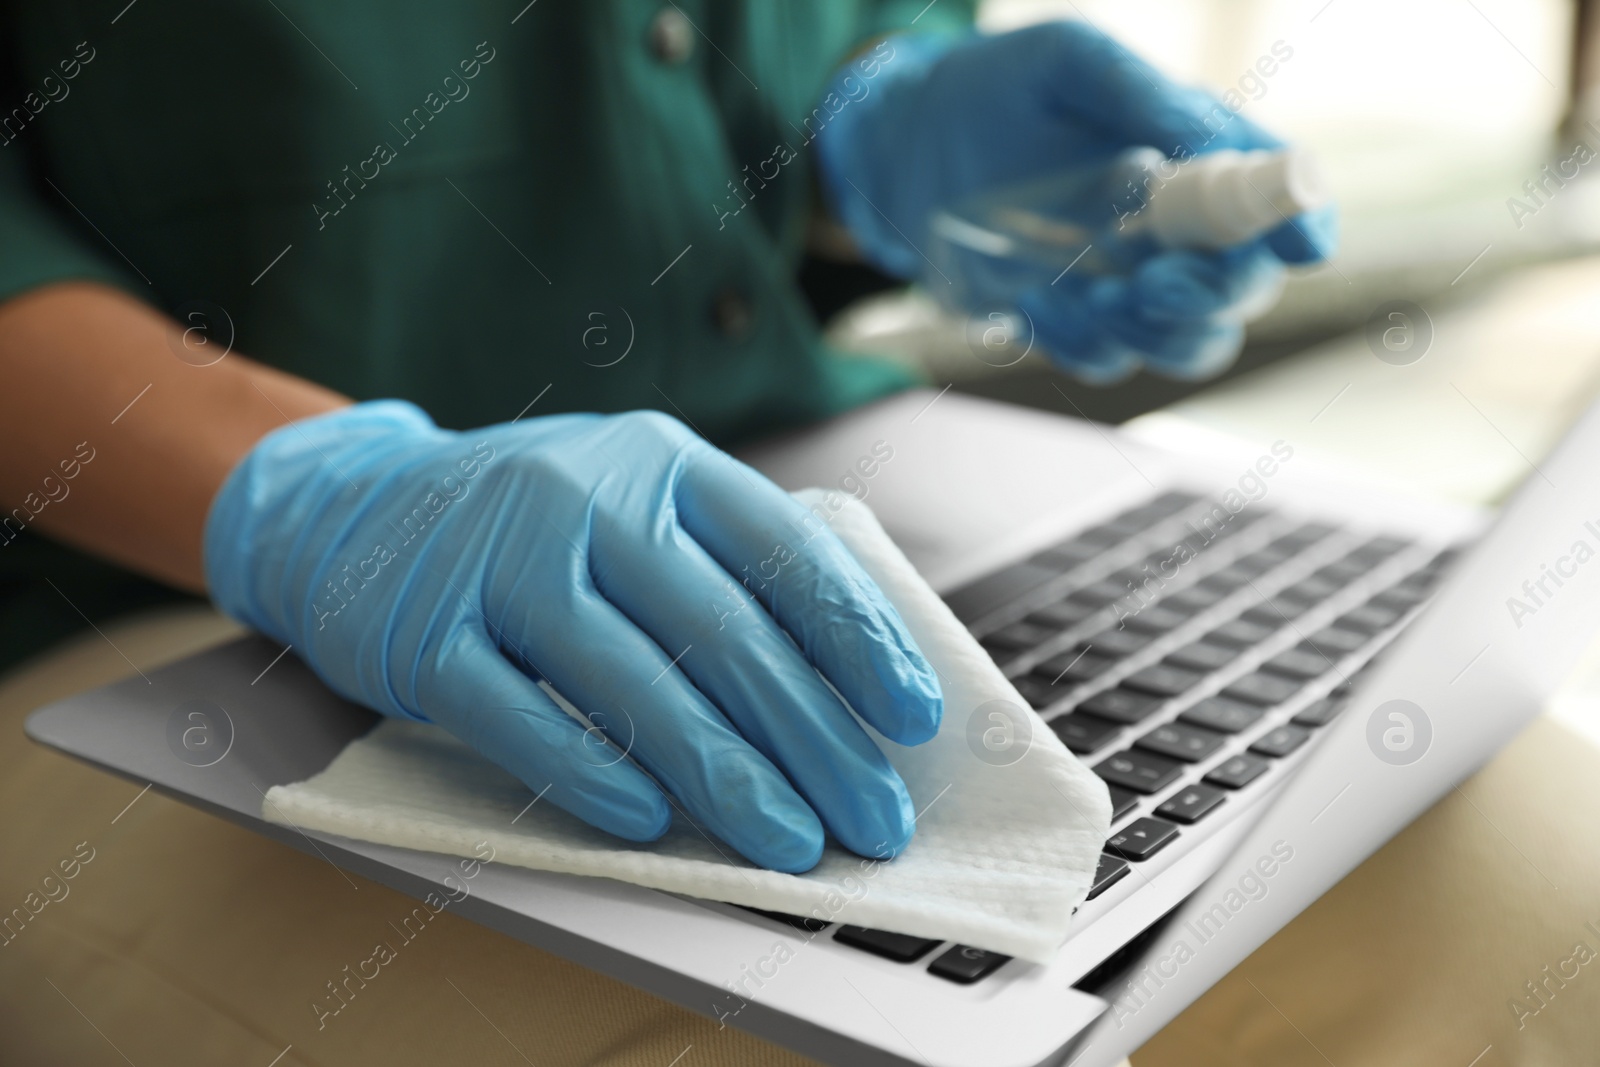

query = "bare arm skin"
[[0, 282, 350, 592]]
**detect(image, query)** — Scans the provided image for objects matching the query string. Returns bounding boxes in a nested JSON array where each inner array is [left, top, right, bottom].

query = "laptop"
[[26, 386, 1600, 1067]]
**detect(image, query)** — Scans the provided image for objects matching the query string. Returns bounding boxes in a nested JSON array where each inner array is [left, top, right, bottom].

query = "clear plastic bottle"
[[926, 147, 1328, 310]]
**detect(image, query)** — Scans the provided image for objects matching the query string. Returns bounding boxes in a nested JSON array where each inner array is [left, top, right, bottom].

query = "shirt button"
[[710, 288, 755, 341], [648, 8, 695, 64]]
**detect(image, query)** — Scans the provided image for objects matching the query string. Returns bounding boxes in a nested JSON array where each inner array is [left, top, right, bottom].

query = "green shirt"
[[0, 0, 974, 667]]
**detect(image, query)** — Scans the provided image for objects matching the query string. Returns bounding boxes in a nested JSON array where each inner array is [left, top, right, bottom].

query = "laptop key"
[[1205, 752, 1272, 789], [1136, 722, 1227, 763], [1122, 664, 1202, 698], [1338, 603, 1405, 632], [1074, 579, 1132, 605], [1082, 628, 1153, 658], [1156, 783, 1228, 824], [1371, 584, 1429, 610], [1033, 650, 1115, 684], [1120, 605, 1190, 634], [1164, 641, 1236, 672], [1281, 576, 1339, 603], [1242, 596, 1310, 625], [1223, 671, 1303, 706], [1050, 714, 1122, 755], [946, 562, 1059, 625], [739, 907, 831, 933], [983, 620, 1058, 652], [1079, 688, 1165, 724], [1012, 676, 1068, 710], [1105, 817, 1180, 860], [1207, 618, 1277, 647], [1165, 586, 1228, 612], [1106, 785, 1140, 821], [1252, 724, 1313, 757], [1024, 599, 1095, 629], [1086, 854, 1131, 900], [1262, 648, 1333, 680], [929, 945, 1011, 985], [1305, 627, 1369, 655], [834, 926, 941, 963], [1029, 541, 1101, 571], [1096, 749, 1184, 794], [1180, 696, 1266, 734], [1293, 697, 1345, 726]]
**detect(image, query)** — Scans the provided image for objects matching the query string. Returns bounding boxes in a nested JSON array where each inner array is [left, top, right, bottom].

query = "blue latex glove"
[[815, 22, 1339, 383], [205, 402, 942, 873]]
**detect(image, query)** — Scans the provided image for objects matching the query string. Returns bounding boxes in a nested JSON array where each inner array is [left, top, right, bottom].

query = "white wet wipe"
[[263, 491, 1110, 962]]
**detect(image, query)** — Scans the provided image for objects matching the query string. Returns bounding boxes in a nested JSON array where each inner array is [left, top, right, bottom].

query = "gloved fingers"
[[1088, 277, 1248, 380], [1017, 286, 1144, 385], [1019, 22, 1262, 158], [414, 627, 671, 843], [504, 583, 828, 873], [1131, 245, 1287, 324], [1264, 203, 1340, 264], [592, 518, 919, 860], [674, 456, 943, 749]]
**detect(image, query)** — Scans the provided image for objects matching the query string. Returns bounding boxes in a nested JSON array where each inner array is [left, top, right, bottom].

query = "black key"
[[1223, 672, 1303, 706], [1079, 688, 1164, 724], [1233, 548, 1291, 574], [1106, 785, 1140, 821], [1242, 596, 1311, 625], [1105, 817, 1180, 860], [983, 620, 1058, 652], [1371, 584, 1428, 610], [1205, 753, 1272, 789], [1156, 783, 1228, 824], [946, 562, 1059, 624], [1081, 628, 1153, 658], [1086, 854, 1130, 900], [1012, 676, 1069, 711], [1025, 599, 1096, 629], [834, 926, 941, 963], [1122, 664, 1202, 698], [1120, 605, 1190, 634], [1280, 522, 1338, 546], [1029, 540, 1101, 571], [1323, 556, 1376, 581], [1165, 585, 1228, 612], [1338, 603, 1404, 633], [1281, 576, 1339, 603], [1312, 559, 1363, 585], [1251, 724, 1313, 757], [929, 945, 1011, 984], [1199, 569, 1251, 593], [1050, 714, 1122, 755], [1180, 696, 1266, 734], [1032, 650, 1114, 684], [1075, 524, 1124, 546], [1207, 618, 1276, 647], [1351, 535, 1412, 561], [1096, 749, 1184, 794], [1149, 490, 1202, 514], [1292, 696, 1344, 726], [739, 907, 831, 933], [1305, 627, 1369, 655], [1164, 642, 1236, 672], [1136, 722, 1227, 762], [1073, 579, 1132, 605], [1262, 648, 1333, 680]]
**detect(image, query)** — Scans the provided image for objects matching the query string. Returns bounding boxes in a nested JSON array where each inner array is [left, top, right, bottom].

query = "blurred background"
[[814, 0, 1600, 442]]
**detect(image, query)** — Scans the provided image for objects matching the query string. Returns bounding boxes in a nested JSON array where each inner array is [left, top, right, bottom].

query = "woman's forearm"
[[0, 282, 350, 592]]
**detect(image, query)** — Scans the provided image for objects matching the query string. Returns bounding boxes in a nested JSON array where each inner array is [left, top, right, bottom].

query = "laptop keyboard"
[[732, 488, 1458, 986]]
